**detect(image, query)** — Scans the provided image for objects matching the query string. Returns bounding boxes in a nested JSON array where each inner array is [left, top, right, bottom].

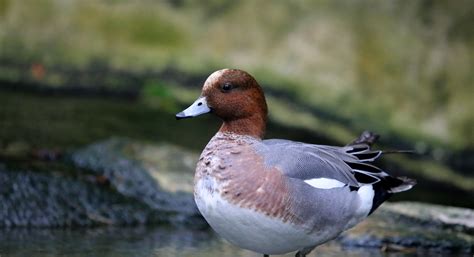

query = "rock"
[[0, 138, 206, 228], [69, 138, 203, 227], [0, 169, 158, 227], [339, 202, 474, 254]]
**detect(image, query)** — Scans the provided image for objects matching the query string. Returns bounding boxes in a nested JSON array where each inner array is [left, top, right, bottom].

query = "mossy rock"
[[340, 202, 474, 254], [69, 138, 203, 228], [0, 138, 206, 228]]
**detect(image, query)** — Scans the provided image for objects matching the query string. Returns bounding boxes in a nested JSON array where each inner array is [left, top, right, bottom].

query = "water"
[[0, 227, 461, 257]]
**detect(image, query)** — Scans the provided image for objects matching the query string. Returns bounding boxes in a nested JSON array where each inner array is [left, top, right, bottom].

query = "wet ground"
[[0, 226, 467, 257]]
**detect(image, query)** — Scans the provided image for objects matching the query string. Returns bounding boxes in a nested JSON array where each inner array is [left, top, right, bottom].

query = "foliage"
[[0, 0, 473, 148]]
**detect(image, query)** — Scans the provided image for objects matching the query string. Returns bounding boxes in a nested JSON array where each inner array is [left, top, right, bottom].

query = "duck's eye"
[[221, 83, 233, 92]]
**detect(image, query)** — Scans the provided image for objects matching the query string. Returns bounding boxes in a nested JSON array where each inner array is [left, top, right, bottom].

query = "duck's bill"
[[175, 96, 211, 120]]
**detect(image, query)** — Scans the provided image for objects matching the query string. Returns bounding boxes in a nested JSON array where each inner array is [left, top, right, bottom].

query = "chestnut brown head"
[[176, 69, 268, 138]]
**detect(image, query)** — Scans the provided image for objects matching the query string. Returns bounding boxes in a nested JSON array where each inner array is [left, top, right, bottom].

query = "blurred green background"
[[0, 0, 473, 207]]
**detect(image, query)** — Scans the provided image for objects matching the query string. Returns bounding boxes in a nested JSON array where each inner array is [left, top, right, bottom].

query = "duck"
[[175, 69, 416, 257]]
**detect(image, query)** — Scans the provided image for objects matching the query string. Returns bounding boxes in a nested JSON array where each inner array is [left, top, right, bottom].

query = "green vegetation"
[[1, 0, 473, 148], [0, 90, 218, 151]]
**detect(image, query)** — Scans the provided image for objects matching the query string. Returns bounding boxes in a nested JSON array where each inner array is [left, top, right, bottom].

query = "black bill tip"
[[175, 111, 188, 120]]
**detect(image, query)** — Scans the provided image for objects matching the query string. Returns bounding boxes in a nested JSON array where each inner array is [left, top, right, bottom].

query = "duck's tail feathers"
[[386, 176, 417, 193], [369, 176, 417, 215], [382, 149, 416, 155], [346, 130, 417, 215]]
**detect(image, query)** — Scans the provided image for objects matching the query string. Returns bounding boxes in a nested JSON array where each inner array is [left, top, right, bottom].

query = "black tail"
[[369, 176, 416, 215]]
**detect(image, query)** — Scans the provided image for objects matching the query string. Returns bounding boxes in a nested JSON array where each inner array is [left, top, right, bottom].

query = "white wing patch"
[[304, 178, 346, 189]]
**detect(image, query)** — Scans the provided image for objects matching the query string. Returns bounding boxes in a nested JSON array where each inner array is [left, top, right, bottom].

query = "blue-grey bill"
[[176, 97, 211, 119]]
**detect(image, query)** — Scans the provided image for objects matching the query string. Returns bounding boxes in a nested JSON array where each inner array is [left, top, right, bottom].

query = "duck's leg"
[[295, 246, 316, 257]]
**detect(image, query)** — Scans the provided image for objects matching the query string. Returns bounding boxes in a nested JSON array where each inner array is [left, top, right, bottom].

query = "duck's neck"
[[218, 113, 266, 139]]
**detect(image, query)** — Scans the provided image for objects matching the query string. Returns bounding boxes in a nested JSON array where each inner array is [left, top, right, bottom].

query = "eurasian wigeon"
[[176, 69, 415, 257]]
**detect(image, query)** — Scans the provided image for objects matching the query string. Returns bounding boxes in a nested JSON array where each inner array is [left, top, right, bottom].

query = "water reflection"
[[0, 227, 459, 257]]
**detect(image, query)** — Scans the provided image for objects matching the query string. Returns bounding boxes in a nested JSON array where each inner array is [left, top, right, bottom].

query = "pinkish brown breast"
[[195, 132, 301, 224]]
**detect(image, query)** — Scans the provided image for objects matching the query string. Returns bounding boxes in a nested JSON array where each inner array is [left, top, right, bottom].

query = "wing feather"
[[259, 139, 387, 188], [259, 139, 360, 187]]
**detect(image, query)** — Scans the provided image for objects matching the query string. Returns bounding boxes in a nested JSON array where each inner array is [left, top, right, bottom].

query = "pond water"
[[0, 226, 461, 257]]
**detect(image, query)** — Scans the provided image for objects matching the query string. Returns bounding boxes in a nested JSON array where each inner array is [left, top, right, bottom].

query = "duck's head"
[[176, 69, 268, 139]]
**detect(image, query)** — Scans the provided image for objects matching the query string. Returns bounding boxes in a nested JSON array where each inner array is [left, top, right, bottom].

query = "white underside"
[[196, 176, 328, 254], [195, 176, 375, 255]]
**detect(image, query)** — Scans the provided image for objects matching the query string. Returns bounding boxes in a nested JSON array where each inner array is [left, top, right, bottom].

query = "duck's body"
[[195, 133, 374, 255], [176, 69, 415, 256]]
